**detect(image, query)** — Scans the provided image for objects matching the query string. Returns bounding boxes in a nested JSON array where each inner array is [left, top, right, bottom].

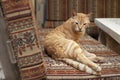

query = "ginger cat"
[[44, 11, 102, 75]]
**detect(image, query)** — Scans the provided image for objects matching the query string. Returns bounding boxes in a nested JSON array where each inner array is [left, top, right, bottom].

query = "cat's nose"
[[79, 28, 82, 32]]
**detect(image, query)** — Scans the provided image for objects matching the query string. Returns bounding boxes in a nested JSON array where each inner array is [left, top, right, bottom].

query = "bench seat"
[[39, 29, 120, 80]]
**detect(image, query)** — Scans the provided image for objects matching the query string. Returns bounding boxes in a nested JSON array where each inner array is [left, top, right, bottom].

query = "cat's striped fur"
[[44, 12, 102, 75]]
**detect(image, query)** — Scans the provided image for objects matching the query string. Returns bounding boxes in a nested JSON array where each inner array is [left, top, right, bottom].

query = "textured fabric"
[[1, 0, 46, 80], [44, 0, 120, 28], [39, 29, 120, 80]]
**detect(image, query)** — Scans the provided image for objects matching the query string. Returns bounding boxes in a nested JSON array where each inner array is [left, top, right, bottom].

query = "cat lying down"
[[44, 11, 103, 75]]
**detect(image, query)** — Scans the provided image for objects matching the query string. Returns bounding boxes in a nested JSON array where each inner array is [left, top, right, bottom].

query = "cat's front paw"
[[93, 57, 105, 63], [95, 71, 101, 76], [96, 66, 102, 72], [92, 69, 101, 76]]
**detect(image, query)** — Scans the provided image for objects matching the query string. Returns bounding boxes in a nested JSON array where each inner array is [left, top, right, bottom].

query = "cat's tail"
[[61, 58, 101, 75]]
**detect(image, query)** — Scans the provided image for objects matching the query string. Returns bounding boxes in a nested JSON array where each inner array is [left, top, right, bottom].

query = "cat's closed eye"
[[83, 23, 86, 25], [75, 22, 78, 24]]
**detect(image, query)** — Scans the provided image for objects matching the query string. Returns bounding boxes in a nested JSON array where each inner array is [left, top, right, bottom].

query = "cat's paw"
[[94, 57, 105, 63], [92, 70, 101, 76], [96, 66, 102, 72], [95, 72, 102, 76]]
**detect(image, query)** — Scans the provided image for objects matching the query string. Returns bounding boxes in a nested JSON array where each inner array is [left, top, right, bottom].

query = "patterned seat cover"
[[1, 0, 46, 80]]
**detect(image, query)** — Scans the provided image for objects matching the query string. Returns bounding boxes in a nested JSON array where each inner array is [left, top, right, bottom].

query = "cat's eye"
[[75, 22, 78, 24], [83, 23, 86, 25]]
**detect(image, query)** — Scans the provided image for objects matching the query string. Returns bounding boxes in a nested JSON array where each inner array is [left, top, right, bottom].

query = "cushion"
[[1, 0, 46, 80], [40, 29, 120, 80]]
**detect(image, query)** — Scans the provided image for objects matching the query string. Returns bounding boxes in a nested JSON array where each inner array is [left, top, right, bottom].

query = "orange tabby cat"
[[44, 11, 102, 75]]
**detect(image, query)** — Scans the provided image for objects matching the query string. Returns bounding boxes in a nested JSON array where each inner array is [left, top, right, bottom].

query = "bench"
[[1, 0, 120, 79], [39, 29, 120, 80]]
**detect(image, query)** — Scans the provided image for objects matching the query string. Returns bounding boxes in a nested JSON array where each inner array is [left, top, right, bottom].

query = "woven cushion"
[[1, 0, 46, 80], [40, 29, 120, 80]]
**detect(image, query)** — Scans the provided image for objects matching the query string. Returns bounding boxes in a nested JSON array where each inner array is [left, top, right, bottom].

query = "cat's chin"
[[74, 28, 85, 32]]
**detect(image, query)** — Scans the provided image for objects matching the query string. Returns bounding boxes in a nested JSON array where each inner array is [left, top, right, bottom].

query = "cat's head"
[[71, 10, 91, 33]]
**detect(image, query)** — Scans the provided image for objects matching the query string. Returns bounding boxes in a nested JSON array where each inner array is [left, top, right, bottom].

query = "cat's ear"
[[72, 9, 77, 16], [87, 12, 92, 18]]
